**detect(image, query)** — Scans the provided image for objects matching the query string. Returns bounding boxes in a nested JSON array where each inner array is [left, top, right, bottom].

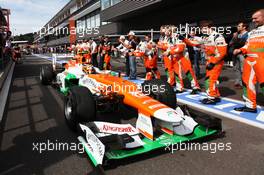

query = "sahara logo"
[[102, 124, 135, 133]]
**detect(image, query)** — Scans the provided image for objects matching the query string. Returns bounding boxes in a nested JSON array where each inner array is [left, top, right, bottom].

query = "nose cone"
[[153, 108, 182, 124]]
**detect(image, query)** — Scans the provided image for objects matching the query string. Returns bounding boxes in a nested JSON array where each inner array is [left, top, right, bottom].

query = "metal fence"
[[0, 47, 3, 71]]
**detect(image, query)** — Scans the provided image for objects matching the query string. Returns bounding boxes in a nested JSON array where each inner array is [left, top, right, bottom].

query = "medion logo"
[[102, 125, 135, 133]]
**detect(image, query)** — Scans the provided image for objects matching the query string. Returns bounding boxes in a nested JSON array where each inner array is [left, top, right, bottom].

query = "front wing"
[[78, 121, 219, 167]]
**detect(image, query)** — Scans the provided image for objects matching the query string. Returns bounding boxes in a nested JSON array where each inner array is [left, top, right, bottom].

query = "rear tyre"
[[142, 79, 177, 109], [64, 86, 96, 131], [40, 65, 53, 85]]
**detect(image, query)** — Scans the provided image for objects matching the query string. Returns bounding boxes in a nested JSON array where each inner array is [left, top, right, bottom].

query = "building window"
[[86, 17, 91, 29], [101, 0, 110, 10], [101, 0, 121, 10], [90, 15, 95, 28], [95, 14, 100, 27], [77, 19, 85, 32], [112, 0, 121, 6]]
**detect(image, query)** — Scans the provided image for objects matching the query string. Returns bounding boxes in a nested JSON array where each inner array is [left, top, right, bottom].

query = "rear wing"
[[52, 53, 74, 71]]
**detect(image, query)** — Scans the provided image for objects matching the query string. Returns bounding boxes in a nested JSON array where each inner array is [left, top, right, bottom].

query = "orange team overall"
[[140, 41, 160, 80], [169, 37, 200, 94], [102, 43, 111, 70], [75, 44, 83, 63], [157, 36, 174, 85], [183, 31, 227, 104], [234, 25, 264, 112], [82, 43, 92, 64]]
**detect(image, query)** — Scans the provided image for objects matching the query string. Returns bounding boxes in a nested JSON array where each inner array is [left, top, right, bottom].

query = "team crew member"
[[170, 33, 201, 94], [115, 35, 130, 76], [122, 31, 138, 80], [234, 9, 264, 113], [83, 40, 92, 64], [75, 40, 82, 54], [181, 20, 227, 104], [101, 36, 112, 70], [74, 40, 84, 63], [98, 36, 105, 70], [157, 26, 165, 62], [138, 35, 160, 80], [69, 44, 76, 55], [12, 46, 22, 63], [229, 22, 249, 89], [158, 26, 174, 84], [116, 35, 129, 54], [189, 30, 203, 77], [89, 38, 98, 67]]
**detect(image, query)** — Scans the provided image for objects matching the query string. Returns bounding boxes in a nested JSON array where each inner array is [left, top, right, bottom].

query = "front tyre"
[[64, 86, 96, 131], [40, 65, 53, 85]]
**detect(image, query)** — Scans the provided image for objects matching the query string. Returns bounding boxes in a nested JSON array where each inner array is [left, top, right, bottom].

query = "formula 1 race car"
[[40, 56, 223, 174]]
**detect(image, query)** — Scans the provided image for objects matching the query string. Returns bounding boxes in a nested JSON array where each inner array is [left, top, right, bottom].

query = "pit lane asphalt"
[[0, 55, 263, 175]]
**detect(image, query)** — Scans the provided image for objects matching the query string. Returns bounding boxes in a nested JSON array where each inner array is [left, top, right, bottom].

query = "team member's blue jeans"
[[129, 56, 137, 79], [193, 50, 201, 76], [125, 55, 130, 77], [234, 54, 245, 86]]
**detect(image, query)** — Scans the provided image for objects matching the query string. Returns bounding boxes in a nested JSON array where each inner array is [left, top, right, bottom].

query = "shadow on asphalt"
[[0, 57, 89, 175], [219, 87, 237, 97]]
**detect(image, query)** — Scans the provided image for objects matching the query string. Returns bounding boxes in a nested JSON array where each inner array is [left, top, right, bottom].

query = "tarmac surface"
[[0, 55, 264, 175]]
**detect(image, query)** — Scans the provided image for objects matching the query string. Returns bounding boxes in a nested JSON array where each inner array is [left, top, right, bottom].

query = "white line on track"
[[177, 98, 264, 130]]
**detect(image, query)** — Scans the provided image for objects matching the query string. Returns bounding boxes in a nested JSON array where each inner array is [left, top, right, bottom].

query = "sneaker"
[[175, 90, 185, 93], [128, 77, 136, 80], [200, 97, 221, 104], [234, 106, 257, 113], [190, 89, 201, 95]]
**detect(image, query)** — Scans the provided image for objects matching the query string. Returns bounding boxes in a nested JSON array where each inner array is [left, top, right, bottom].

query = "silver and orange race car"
[[40, 57, 223, 174]]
